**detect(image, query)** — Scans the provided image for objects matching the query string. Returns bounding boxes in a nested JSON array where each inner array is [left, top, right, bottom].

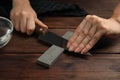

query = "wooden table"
[[0, 0, 120, 80]]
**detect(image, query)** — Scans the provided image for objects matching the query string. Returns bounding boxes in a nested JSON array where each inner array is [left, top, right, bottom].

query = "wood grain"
[[0, 54, 120, 80], [0, 0, 120, 80]]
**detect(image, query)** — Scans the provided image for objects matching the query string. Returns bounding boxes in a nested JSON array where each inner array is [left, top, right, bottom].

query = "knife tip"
[[84, 52, 92, 56]]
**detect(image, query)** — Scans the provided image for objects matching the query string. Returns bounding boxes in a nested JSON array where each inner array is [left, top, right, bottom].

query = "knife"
[[35, 26, 91, 56]]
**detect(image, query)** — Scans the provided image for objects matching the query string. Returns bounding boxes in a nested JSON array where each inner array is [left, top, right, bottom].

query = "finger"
[[81, 15, 93, 36], [78, 15, 102, 53], [77, 15, 92, 32], [10, 15, 15, 24], [20, 15, 27, 33], [75, 24, 97, 53], [67, 16, 88, 48], [13, 17, 20, 31], [10, 18, 15, 28], [10, 12, 20, 31], [81, 31, 103, 54], [69, 15, 92, 51], [10, 13, 16, 27], [26, 17, 35, 35], [35, 18, 48, 29], [74, 36, 91, 53], [68, 30, 86, 51]]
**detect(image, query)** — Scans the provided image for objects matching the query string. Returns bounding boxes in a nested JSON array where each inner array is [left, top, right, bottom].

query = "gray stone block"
[[37, 31, 73, 68]]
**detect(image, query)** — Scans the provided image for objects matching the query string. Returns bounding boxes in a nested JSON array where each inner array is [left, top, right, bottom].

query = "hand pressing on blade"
[[10, 0, 48, 35], [67, 15, 120, 54]]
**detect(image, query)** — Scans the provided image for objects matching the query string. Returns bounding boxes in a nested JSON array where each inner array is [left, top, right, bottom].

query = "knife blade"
[[38, 31, 68, 49], [35, 26, 91, 56]]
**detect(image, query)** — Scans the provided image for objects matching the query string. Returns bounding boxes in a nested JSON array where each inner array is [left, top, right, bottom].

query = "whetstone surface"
[[37, 31, 73, 68]]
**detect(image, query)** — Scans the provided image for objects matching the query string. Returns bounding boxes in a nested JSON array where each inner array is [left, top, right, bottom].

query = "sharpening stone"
[[37, 31, 73, 68]]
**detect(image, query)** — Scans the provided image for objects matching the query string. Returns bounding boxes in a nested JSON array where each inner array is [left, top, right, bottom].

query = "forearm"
[[12, 0, 30, 7]]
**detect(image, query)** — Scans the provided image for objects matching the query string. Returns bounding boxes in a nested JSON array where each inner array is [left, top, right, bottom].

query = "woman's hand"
[[67, 15, 120, 54], [10, 0, 48, 35]]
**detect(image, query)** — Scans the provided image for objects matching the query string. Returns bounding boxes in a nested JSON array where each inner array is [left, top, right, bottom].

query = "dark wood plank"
[[0, 54, 120, 80], [43, 17, 83, 29]]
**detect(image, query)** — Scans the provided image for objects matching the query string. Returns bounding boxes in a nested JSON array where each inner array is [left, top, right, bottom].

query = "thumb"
[[35, 18, 48, 29], [35, 18, 48, 32]]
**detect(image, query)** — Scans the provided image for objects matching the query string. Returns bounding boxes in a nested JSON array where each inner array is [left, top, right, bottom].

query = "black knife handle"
[[35, 24, 48, 35]]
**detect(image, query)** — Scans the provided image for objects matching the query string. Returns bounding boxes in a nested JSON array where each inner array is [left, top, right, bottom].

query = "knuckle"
[[82, 30, 87, 36], [87, 44, 92, 50], [92, 15, 97, 18], [27, 27, 34, 33], [27, 13, 33, 17], [82, 41, 86, 47], [93, 16, 102, 24], [85, 36, 91, 43], [20, 11, 33, 18], [76, 37, 81, 43], [14, 12, 19, 16], [76, 36, 83, 44], [72, 42, 78, 47], [20, 11, 28, 16], [77, 45, 81, 49], [75, 30, 80, 35], [82, 40, 86, 45], [84, 30, 89, 35], [86, 15, 92, 19], [69, 37, 74, 43], [80, 43, 84, 48], [88, 42, 93, 48], [80, 33, 85, 38]]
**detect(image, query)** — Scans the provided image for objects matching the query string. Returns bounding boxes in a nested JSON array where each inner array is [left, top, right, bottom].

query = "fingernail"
[[81, 52, 84, 54], [67, 42, 70, 48], [82, 49, 85, 53], [75, 47, 80, 53], [69, 46, 74, 51], [81, 50, 87, 54]]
